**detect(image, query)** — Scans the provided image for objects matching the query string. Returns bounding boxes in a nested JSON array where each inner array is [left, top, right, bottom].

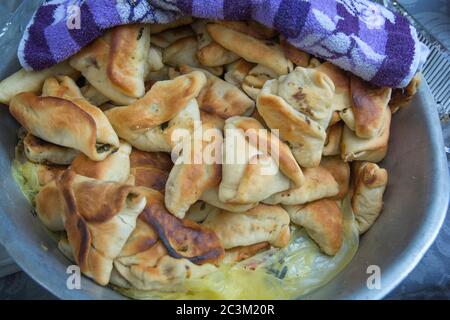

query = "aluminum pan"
[[0, 78, 448, 299]]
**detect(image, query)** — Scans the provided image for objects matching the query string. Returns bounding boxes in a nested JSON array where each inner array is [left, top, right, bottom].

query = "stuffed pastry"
[[203, 204, 290, 249], [23, 133, 79, 165], [389, 73, 421, 114], [320, 156, 350, 200], [351, 162, 388, 234], [57, 170, 147, 285], [280, 37, 310, 67], [263, 166, 339, 205], [219, 116, 304, 204], [200, 187, 258, 213], [223, 59, 255, 87], [80, 83, 110, 106], [284, 199, 343, 255], [257, 67, 335, 167], [323, 122, 343, 156], [316, 62, 351, 111], [242, 64, 278, 100], [350, 76, 391, 138], [207, 24, 292, 76]]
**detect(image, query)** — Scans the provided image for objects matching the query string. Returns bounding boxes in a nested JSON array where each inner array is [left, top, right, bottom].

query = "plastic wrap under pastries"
[[3, 17, 421, 299]]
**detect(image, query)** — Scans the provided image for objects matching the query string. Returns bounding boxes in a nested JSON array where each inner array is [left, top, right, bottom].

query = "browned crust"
[[141, 188, 224, 265], [131, 166, 169, 194], [225, 242, 270, 263], [351, 76, 391, 138], [130, 149, 173, 171], [280, 37, 310, 67], [107, 24, 145, 97]]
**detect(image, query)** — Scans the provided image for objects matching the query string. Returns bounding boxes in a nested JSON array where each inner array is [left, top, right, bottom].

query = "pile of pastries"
[[0, 17, 420, 293]]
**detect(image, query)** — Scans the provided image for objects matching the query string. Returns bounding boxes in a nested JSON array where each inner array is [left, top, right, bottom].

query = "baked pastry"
[[23, 133, 79, 165]]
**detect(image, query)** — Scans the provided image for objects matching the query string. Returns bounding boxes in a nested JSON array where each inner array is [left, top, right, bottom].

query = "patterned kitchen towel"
[[17, 0, 429, 88]]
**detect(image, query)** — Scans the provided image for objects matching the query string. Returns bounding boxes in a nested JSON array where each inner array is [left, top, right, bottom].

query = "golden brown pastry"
[[223, 242, 270, 264], [323, 122, 343, 156], [284, 199, 343, 255], [165, 124, 222, 218], [71, 141, 132, 182], [341, 108, 391, 162], [191, 20, 240, 67], [389, 73, 421, 114], [207, 24, 292, 75], [185, 201, 219, 223], [162, 36, 223, 76], [263, 166, 339, 205], [105, 72, 206, 152], [149, 16, 194, 34], [23, 133, 79, 165], [80, 83, 110, 106], [320, 156, 350, 200], [131, 166, 169, 194], [175, 65, 255, 118], [35, 180, 65, 231], [215, 20, 277, 39], [139, 187, 224, 264], [224, 59, 255, 87], [203, 204, 290, 249], [200, 187, 258, 213], [0, 61, 78, 105], [257, 67, 335, 167], [339, 107, 356, 130], [36, 164, 66, 186], [351, 162, 388, 234], [242, 64, 278, 100], [350, 76, 391, 138], [10, 91, 119, 161], [200, 110, 225, 131], [146, 46, 164, 73], [70, 26, 150, 105], [150, 26, 194, 48], [316, 62, 351, 111], [129, 149, 173, 171], [57, 170, 147, 285], [219, 116, 304, 204], [280, 37, 310, 67]]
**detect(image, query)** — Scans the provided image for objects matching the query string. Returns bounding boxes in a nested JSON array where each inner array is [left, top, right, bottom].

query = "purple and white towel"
[[18, 0, 429, 88]]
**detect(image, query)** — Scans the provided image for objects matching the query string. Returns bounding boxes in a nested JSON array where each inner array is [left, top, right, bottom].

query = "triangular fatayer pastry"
[[57, 170, 146, 285], [257, 67, 335, 167], [105, 72, 206, 152], [219, 116, 304, 204], [203, 204, 290, 249]]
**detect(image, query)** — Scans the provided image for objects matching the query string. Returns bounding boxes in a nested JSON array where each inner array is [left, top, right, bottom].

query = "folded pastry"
[[263, 166, 339, 205], [162, 36, 223, 76], [71, 141, 132, 183], [339, 107, 356, 131], [0, 61, 78, 105], [200, 110, 225, 131], [176, 65, 255, 118], [146, 46, 164, 72], [140, 187, 224, 264], [216, 20, 278, 40], [351, 76, 392, 138], [389, 73, 421, 114], [80, 83, 110, 106], [219, 116, 304, 204], [242, 64, 278, 100], [129, 149, 173, 171], [36, 164, 66, 187], [191, 20, 240, 67], [131, 166, 169, 194], [341, 108, 391, 163], [316, 62, 351, 111], [185, 201, 219, 223], [200, 187, 258, 213], [70, 25, 150, 105], [203, 204, 290, 249], [105, 72, 206, 152], [329, 111, 341, 126], [57, 170, 147, 285], [323, 122, 343, 156], [207, 24, 292, 76], [280, 37, 310, 67], [257, 67, 335, 167], [319, 156, 350, 200], [150, 26, 194, 48], [223, 242, 270, 264], [23, 133, 79, 165], [165, 124, 222, 218], [224, 59, 255, 87], [115, 240, 216, 291], [35, 180, 66, 231], [351, 162, 388, 234], [284, 199, 343, 255], [149, 16, 193, 34], [10, 91, 119, 161]]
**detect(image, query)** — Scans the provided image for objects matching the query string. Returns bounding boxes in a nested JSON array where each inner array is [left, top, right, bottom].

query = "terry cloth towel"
[[18, 0, 429, 88]]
